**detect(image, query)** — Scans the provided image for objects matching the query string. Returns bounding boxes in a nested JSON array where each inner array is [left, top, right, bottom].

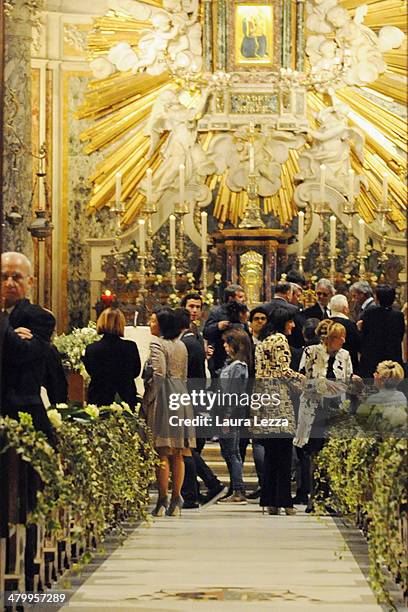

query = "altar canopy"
[[79, 0, 406, 232]]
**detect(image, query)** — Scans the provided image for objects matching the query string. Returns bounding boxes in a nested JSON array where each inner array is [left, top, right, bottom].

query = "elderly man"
[[1, 252, 56, 439], [349, 280, 375, 322], [303, 278, 335, 320], [262, 281, 293, 317], [329, 294, 360, 370]]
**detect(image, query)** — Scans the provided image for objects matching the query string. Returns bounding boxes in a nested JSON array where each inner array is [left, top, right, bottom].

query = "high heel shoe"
[[152, 496, 168, 517], [284, 507, 297, 516], [267, 506, 280, 515], [166, 495, 183, 517]]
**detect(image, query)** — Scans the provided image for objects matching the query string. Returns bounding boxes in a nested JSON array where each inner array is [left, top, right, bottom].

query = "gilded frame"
[[226, 0, 281, 72]]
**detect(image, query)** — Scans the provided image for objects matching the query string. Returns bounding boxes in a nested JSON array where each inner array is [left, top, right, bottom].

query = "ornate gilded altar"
[[78, 0, 406, 315], [213, 229, 292, 307]]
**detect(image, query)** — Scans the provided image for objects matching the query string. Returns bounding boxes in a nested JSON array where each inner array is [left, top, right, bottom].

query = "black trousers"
[[260, 437, 293, 508], [182, 439, 221, 503], [295, 446, 311, 496]]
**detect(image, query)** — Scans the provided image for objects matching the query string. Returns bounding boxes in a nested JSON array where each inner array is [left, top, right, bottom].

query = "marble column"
[[3, 0, 33, 259]]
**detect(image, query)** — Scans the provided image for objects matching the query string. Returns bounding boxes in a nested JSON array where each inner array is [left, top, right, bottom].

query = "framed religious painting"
[[234, 4, 274, 66], [217, 0, 282, 73]]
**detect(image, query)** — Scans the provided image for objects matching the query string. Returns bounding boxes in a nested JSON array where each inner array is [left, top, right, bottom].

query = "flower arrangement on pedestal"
[[54, 321, 100, 380]]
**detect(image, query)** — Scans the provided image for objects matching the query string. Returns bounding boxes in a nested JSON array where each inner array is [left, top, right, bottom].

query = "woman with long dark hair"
[[253, 307, 305, 515], [217, 327, 252, 504], [141, 306, 195, 517]]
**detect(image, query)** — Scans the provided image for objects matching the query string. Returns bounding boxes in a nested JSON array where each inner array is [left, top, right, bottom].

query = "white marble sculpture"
[[305, 0, 405, 88], [208, 129, 305, 197], [139, 87, 215, 204], [296, 103, 364, 188], [90, 0, 202, 79]]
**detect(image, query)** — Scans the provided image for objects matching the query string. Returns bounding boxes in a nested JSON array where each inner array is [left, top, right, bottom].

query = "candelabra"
[[329, 255, 337, 283], [312, 190, 332, 272], [110, 196, 125, 254], [136, 253, 147, 305], [142, 197, 157, 273], [296, 254, 305, 274], [377, 198, 392, 266], [239, 124, 265, 229], [201, 255, 208, 293], [169, 255, 177, 291], [239, 172, 266, 229], [174, 199, 189, 272], [342, 197, 359, 274]]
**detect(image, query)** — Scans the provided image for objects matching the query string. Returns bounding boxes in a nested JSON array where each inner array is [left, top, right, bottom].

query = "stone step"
[[199, 443, 258, 486], [201, 460, 257, 476]]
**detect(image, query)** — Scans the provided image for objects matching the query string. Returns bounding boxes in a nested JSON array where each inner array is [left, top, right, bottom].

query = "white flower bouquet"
[[356, 402, 407, 432], [54, 321, 100, 378]]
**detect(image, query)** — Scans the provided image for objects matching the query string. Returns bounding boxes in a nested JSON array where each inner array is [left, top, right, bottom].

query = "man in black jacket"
[[359, 285, 405, 377], [349, 280, 375, 322], [262, 281, 293, 317], [203, 284, 246, 377], [2, 252, 56, 440], [303, 278, 335, 320], [176, 307, 226, 508]]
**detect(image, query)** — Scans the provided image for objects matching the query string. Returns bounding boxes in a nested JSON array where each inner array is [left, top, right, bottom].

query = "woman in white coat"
[[294, 319, 353, 511]]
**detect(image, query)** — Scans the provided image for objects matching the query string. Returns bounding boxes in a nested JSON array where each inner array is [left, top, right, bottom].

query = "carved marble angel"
[[97, 0, 202, 77], [140, 88, 215, 203], [296, 104, 364, 183], [305, 0, 405, 89], [208, 129, 305, 197]]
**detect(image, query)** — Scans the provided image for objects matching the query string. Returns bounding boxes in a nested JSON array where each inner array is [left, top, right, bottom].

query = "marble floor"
[[64, 503, 383, 611]]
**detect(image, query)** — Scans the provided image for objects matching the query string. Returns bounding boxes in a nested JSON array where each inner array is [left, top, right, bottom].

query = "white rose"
[[85, 404, 100, 419], [48, 409, 63, 430]]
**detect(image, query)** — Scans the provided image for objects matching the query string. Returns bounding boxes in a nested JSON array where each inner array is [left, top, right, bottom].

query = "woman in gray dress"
[[142, 307, 195, 517]]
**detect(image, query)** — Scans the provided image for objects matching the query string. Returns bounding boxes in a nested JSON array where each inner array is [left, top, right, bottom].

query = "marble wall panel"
[[3, 1, 34, 258]]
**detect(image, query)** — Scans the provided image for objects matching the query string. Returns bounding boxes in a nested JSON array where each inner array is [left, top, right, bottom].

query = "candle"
[[249, 143, 255, 174], [179, 164, 185, 204], [146, 168, 153, 203], [348, 168, 355, 203], [330, 215, 336, 256], [138, 219, 145, 254], [201, 211, 208, 256], [169, 214, 176, 255], [358, 218, 365, 254], [297, 211, 304, 256], [320, 164, 326, 204], [382, 173, 388, 205], [115, 172, 122, 206]]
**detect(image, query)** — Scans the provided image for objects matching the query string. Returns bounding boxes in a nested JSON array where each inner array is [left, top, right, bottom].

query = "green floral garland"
[[0, 404, 158, 545], [315, 432, 407, 607]]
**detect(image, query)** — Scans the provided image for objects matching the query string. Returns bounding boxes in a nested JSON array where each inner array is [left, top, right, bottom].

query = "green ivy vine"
[[315, 430, 407, 608], [0, 406, 158, 549]]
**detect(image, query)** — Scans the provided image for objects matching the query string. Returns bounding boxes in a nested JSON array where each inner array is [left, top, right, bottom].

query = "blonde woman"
[[83, 307, 141, 408], [294, 320, 354, 511]]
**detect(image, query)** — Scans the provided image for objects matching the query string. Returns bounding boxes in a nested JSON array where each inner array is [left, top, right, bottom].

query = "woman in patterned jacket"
[[252, 307, 305, 516]]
